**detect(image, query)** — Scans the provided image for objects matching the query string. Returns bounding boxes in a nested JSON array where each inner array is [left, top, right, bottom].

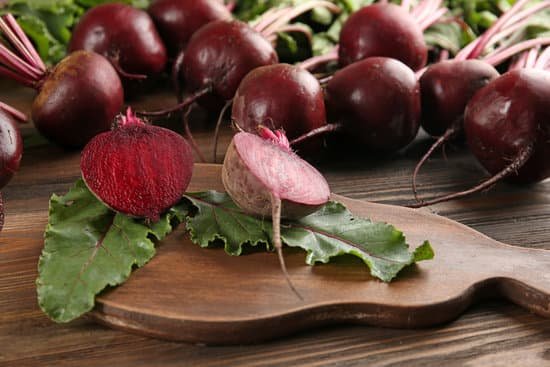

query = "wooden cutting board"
[[90, 164, 550, 345]]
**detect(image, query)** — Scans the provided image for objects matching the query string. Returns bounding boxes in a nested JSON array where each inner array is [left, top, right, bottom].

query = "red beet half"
[[69, 3, 167, 79], [0, 104, 24, 189], [231, 64, 327, 156], [339, 3, 428, 71], [222, 128, 330, 298], [148, 0, 232, 56], [0, 15, 124, 148], [325, 57, 421, 154], [81, 109, 194, 222], [181, 20, 279, 109]]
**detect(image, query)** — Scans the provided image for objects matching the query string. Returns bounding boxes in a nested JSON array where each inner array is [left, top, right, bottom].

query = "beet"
[[69, 3, 167, 79], [148, 0, 232, 56], [181, 20, 278, 109], [420, 60, 500, 137], [222, 128, 330, 297], [0, 15, 124, 148], [231, 63, 327, 155], [32, 51, 124, 147], [0, 104, 24, 189], [81, 109, 194, 222], [410, 68, 550, 207], [338, 3, 428, 71], [325, 57, 421, 153]]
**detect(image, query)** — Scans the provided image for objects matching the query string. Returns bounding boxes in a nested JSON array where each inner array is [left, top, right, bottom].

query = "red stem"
[[2, 14, 45, 72], [412, 124, 461, 204], [483, 37, 550, 66], [409, 145, 534, 208], [138, 87, 211, 117], [182, 105, 207, 163], [290, 123, 342, 146], [110, 56, 147, 81], [172, 50, 185, 102], [299, 47, 338, 71], [212, 100, 232, 163], [0, 101, 26, 123]]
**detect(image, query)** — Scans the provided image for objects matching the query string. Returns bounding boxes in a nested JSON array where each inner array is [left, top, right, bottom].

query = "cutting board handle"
[[497, 245, 550, 318]]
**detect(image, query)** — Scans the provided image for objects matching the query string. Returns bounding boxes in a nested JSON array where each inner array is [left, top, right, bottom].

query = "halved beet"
[[81, 109, 194, 221], [222, 130, 330, 219]]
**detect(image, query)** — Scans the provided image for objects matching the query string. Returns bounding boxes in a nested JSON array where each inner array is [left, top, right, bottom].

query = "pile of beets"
[[1, 0, 549, 230]]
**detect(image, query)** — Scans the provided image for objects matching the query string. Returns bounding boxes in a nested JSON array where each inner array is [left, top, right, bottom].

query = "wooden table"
[[1, 83, 549, 366]]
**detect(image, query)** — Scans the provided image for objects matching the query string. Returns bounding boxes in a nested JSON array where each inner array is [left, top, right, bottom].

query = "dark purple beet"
[[231, 64, 326, 154], [464, 69, 550, 184], [0, 107, 23, 189], [181, 20, 279, 109], [32, 51, 124, 148], [69, 3, 167, 77], [148, 0, 232, 56], [339, 3, 427, 71], [325, 57, 421, 153], [420, 60, 500, 137]]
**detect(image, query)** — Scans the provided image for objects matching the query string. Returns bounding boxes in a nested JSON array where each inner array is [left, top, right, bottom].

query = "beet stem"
[[270, 193, 303, 301], [419, 7, 448, 31], [110, 56, 147, 80], [0, 101, 26, 123], [253, 7, 291, 33], [272, 24, 313, 44], [408, 144, 535, 208], [0, 43, 42, 81], [412, 124, 461, 204], [484, 37, 550, 66], [465, 0, 530, 60], [502, 1, 550, 29], [182, 105, 207, 163], [139, 87, 211, 117], [225, 0, 236, 12], [212, 100, 232, 163], [535, 47, 550, 70], [2, 14, 45, 72], [0, 16, 44, 77], [172, 50, 185, 102], [0, 65, 36, 88], [289, 123, 343, 147], [299, 47, 338, 71], [261, 1, 340, 38], [401, 0, 412, 12]]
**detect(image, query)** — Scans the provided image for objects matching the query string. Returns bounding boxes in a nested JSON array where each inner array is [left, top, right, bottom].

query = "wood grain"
[[1, 83, 549, 366], [83, 164, 550, 345]]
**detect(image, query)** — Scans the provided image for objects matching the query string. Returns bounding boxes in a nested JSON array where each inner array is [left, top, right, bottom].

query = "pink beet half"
[[81, 110, 194, 221], [222, 131, 330, 219]]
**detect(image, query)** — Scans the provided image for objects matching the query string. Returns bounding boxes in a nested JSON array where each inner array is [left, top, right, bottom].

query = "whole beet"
[[0, 107, 23, 188], [232, 64, 326, 154], [465, 69, 550, 184], [32, 51, 124, 148], [81, 109, 194, 222], [181, 20, 279, 109], [420, 60, 500, 137], [339, 3, 427, 71], [149, 0, 231, 56], [69, 3, 167, 77], [326, 57, 421, 153]]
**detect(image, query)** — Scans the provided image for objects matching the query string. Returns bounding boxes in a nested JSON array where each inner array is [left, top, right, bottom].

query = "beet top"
[[81, 109, 194, 222], [69, 3, 167, 77]]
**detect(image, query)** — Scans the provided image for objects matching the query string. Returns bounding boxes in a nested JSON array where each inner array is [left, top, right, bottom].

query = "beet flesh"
[[420, 60, 499, 137], [232, 64, 327, 154], [32, 51, 124, 148], [339, 3, 427, 71], [81, 110, 194, 221], [325, 57, 421, 153], [0, 108, 23, 189], [149, 0, 231, 56], [222, 131, 330, 219], [464, 69, 550, 184], [69, 3, 167, 77], [181, 20, 279, 109]]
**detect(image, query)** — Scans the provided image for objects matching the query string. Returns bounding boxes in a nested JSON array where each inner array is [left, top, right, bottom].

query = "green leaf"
[[37, 179, 188, 323], [184, 191, 434, 282]]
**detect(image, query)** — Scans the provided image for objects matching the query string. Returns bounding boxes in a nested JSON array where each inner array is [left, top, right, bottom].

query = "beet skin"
[[0, 108, 23, 189]]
